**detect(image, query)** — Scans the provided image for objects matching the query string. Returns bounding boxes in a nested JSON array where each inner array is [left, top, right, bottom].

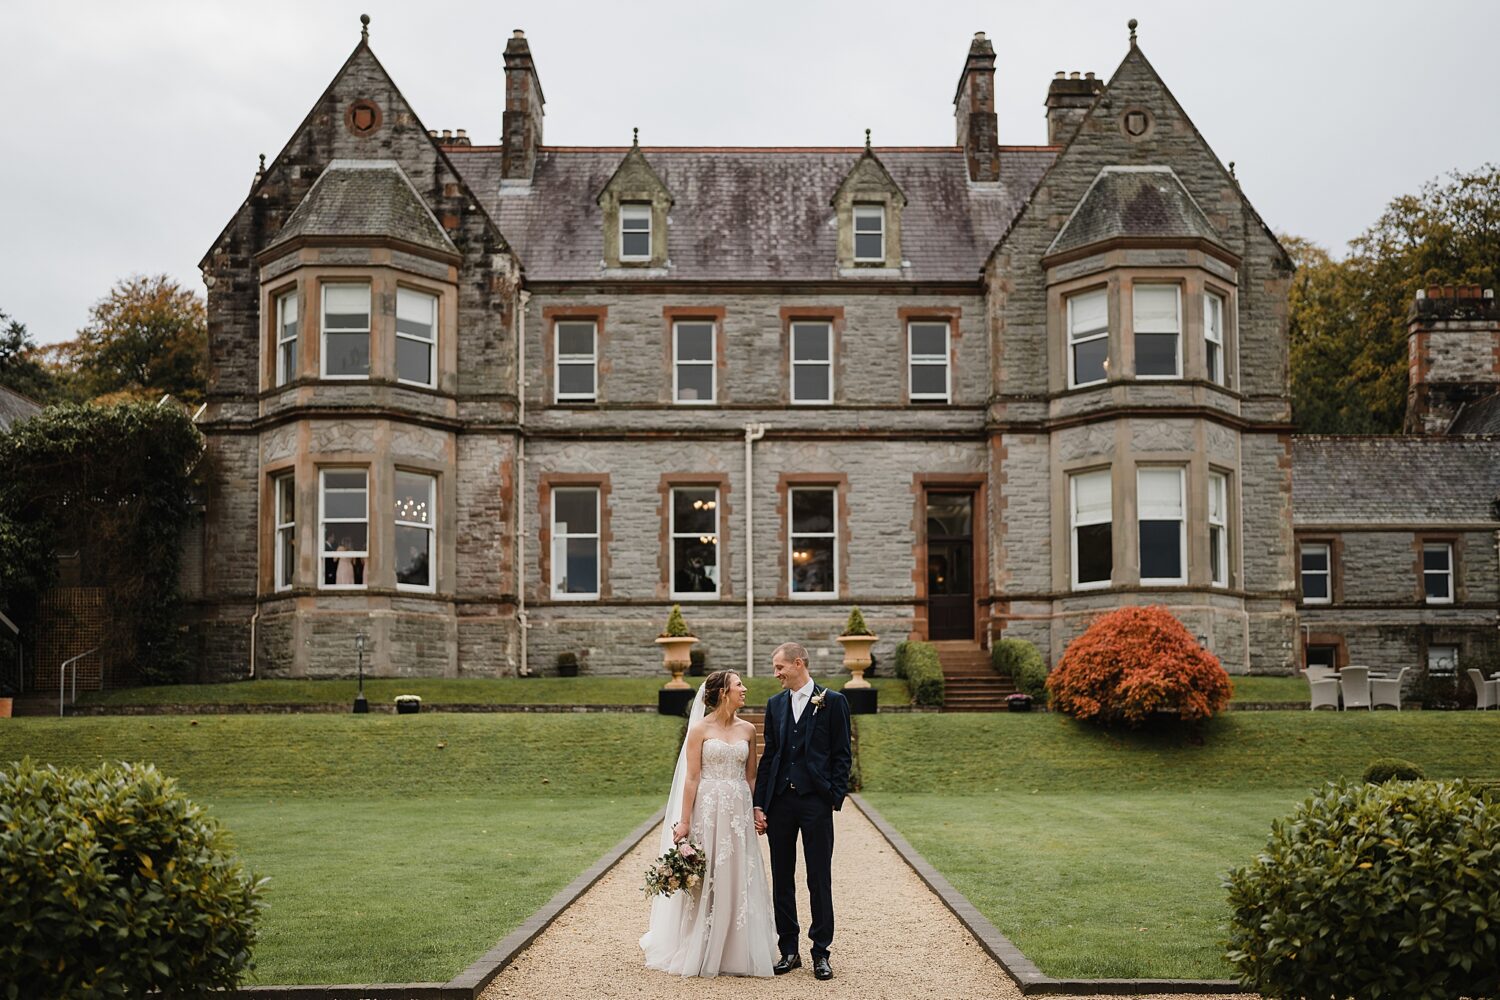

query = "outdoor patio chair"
[[1340, 666, 1371, 710], [1303, 669, 1339, 711], [1468, 669, 1499, 710], [1370, 667, 1409, 710], [1305, 665, 1336, 683]]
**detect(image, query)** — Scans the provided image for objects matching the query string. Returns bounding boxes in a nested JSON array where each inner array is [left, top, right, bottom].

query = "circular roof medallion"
[[345, 99, 382, 137], [1121, 108, 1153, 139]]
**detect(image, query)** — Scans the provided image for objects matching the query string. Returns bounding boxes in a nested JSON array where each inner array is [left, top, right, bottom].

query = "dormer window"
[[322, 283, 371, 379], [853, 205, 885, 262], [620, 203, 652, 261]]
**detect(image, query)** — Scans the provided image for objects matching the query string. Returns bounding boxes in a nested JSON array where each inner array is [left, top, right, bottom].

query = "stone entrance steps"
[[933, 641, 1015, 712]]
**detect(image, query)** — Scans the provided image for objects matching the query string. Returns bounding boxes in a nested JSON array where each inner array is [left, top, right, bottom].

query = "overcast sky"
[[2, 0, 1496, 345]]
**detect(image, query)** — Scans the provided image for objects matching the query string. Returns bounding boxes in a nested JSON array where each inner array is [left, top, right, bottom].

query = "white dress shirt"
[[790, 678, 816, 723]]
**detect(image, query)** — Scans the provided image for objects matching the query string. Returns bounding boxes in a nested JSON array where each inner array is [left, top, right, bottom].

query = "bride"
[[641, 670, 778, 977]]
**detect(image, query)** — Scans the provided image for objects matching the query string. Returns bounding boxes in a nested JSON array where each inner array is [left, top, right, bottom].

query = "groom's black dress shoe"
[[773, 954, 801, 975], [813, 956, 833, 980]]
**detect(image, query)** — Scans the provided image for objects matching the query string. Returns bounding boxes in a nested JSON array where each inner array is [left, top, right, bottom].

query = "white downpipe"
[[743, 422, 768, 676], [516, 288, 531, 677]]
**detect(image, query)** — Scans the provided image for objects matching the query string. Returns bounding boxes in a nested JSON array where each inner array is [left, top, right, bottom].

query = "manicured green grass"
[[1227, 673, 1306, 702], [77, 674, 909, 708], [1, 714, 681, 984], [857, 712, 1500, 980]]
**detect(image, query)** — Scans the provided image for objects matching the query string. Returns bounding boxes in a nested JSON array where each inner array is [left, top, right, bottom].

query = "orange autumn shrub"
[[1046, 605, 1232, 726]]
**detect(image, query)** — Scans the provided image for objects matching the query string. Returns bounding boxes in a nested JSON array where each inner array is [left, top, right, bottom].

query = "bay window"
[[395, 288, 437, 388], [1070, 468, 1113, 589], [394, 471, 435, 592], [1138, 467, 1186, 583], [319, 469, 368, 588], [321, 283, 371, 378], [275, 290, 299, 386], [1067, 289, 1108, 387], [1133, 285, 1180, 378]]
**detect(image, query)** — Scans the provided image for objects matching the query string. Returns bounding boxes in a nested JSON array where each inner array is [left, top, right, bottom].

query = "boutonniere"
[[810, 689, 827, 715]]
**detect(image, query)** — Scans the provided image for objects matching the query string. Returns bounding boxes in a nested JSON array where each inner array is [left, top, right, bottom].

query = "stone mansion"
[[186, 20, 1499, 684]]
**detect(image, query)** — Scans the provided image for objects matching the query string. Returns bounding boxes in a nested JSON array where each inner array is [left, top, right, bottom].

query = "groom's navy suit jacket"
[[754, 685, 852, 814]]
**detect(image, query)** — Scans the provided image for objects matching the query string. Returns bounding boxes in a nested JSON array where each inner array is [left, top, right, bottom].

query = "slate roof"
[[1047, 166, 1227, 258], [1292, 436, 1500, 525], [265, 160, 457, 257], [1449, 392, 1500, 434], [448, 146, 1057, 282], [0, 386, 41, 432]]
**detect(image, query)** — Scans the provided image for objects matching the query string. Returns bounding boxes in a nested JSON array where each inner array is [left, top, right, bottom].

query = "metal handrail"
[[59, 647, 99, 717]]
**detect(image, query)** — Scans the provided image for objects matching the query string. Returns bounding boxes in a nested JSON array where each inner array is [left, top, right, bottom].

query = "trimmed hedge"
[[1363, 757, 1425, 784], [0, 758, 265, 998], [894, 641, 945, 707], [993, 638, 1048, 701], [1225, 780, 1500, 1000]]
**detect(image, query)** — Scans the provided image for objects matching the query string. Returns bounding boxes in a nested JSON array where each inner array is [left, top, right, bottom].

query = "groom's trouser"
[[767, 788, 835, 959]]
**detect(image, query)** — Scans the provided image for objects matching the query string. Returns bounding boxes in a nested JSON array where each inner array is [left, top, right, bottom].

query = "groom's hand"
[[753, 807, 767, 835]]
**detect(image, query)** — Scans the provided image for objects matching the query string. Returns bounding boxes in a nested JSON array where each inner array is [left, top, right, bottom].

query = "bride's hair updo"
[[701, 670, 738, 712]]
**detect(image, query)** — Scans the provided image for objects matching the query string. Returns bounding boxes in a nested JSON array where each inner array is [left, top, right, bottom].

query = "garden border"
[[850, 794, 1246, 996]]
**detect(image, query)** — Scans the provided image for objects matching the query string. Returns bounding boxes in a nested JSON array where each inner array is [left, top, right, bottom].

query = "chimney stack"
[[1405, 286, 1500, 433], [954, 32, 999, 182], [1045, 71, 1103, 145], [502, 29, 545, 180]]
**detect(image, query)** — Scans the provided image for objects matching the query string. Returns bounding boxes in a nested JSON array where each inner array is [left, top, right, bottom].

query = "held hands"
[[753, 807, 767, 835]]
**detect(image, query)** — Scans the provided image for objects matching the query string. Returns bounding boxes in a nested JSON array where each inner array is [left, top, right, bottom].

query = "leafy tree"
[[67, 274, 207, 402], [1286, 163, 1500, 433], [0, 309, 58, 403]]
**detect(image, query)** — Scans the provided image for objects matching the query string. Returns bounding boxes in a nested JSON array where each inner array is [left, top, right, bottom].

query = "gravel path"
[[480, 805, 1256, 1000]]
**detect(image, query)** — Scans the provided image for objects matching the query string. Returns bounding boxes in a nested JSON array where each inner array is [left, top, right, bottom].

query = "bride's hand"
[[672, 820, 690, 843]]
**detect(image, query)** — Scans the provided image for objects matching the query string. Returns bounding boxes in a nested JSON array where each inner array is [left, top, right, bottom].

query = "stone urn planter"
[[656, 604, 696, 691], [836, 606, 876, 690]]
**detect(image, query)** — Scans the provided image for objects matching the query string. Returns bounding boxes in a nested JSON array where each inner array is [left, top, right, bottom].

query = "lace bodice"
[[700, 738, 749, 782]]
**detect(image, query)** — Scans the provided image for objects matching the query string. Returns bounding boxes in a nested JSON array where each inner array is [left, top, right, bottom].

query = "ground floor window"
[[394, 471, 435, 591], [789, 487, 836, 596], [552, 487, 600, 598], [1070, 469, 1112, 589], [274, 473, 295, 590], [1137, 466, 1185, 584], [320, 469, 368, 588]]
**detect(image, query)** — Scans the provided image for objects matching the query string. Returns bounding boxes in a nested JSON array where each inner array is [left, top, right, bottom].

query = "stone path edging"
[[849, 794, 1246, 997]]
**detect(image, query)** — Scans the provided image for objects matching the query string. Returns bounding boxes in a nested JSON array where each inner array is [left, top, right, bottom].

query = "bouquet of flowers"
[[643, 838, 706, 898]]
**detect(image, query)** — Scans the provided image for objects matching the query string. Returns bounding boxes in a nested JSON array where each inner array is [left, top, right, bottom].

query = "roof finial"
[[1128, 18, 1138, 45], [360, 13, 370, 41], [632, 126, 639, 148], [865, 128, 872, 152], [258, 153, 266, 173], [1228, 160, 1237, 180]]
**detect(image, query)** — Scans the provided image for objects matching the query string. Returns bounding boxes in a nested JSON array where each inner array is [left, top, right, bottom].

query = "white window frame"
[[1204, 290, 1226, 386], [275, 289, 299, 387], [1300, 542, 1331, 605], [551, 486, 601, 600], [907, 321, 951, 403], [1070, 469, 1113, 591], [790, 321, 834, 404], [788, 486, 838, 599], [320, 282, 371, 380], [1067, 289, 1109, 388], [1132, 284, 1182, 380], [853, 204, 885, 262], [394, 470, 436, 594], [273, 473, 296, 591], [1423, 542, 1454, 605], [1208, 470, 1229, 588], [620, 203, 652, 262], [554, 320, 598, 403], [319, 468, 368, 591], [670, 486, 720, 600], [673, 320, 716, 405], [395, 287, 437, 389], [1137, 466, 1187, 585]]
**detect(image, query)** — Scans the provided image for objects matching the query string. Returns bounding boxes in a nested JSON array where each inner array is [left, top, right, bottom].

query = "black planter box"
[[844, 687, 878, 715], [396, 701, 421, 715], [659, 688, 695, 717], [1006, 696, 1033, 713]]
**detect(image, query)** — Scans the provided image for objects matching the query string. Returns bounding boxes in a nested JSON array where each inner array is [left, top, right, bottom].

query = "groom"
[[754, 641, 852, 981]]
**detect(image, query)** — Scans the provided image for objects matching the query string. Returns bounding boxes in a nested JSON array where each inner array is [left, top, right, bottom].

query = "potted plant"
[[394, 694, 422, 715], [688, 648, 707, 677], [835, 606, 877, 689], [654, 605, 697, 690], [557, 651, 580, 678]]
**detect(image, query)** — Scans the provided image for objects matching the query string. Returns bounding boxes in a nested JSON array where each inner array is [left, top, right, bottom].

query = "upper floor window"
[[620, 203, 652, 261], [556, 320, 598, 403], [1068, 289, 1108, 388], [552, 487, 600, 599], [853, 204, 885, 262], [1300, 542, 1330, 604], [1208, 470, 1229, 588], [322, 284, 371, 379], [1138, 466, 1185, 584], [274, 473, 296, 591], [908, 321, 950, 403], [1133, 285, 1180, 378], [674, 321, 716, 404], [791, 322, 833, 404], [789, 487, 837, 598], [1070, 468, 1112, 590], [394, 471, 435, 592], [671, 487, 719, 598], [395, 288, 437, 388], [1423, 542, 1454, 604], [320, 469, 367, 589], [275, 290, 299, 387], [1204, 291, 1226, 386]]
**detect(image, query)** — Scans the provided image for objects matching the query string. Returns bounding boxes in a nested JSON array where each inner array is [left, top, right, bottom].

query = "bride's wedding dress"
[[641, 732, 777, 977]]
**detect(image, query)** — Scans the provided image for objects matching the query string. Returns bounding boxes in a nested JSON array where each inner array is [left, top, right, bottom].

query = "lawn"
[[857, 711, 1500, 980], [1227, 673, 1305, 703], [0, 713, 682, 984], [77, 674, 909, 708]]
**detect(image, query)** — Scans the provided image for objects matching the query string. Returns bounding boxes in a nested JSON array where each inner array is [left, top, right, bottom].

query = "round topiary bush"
[[1363, 756, 1425, 784], [1045, 605, 1232, 725], [0, 758, 265, 998], [1224, 780, 1500, 1000]]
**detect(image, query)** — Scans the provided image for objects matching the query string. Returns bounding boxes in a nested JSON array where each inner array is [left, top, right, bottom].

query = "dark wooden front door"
[[926, 492, 974, 641]]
